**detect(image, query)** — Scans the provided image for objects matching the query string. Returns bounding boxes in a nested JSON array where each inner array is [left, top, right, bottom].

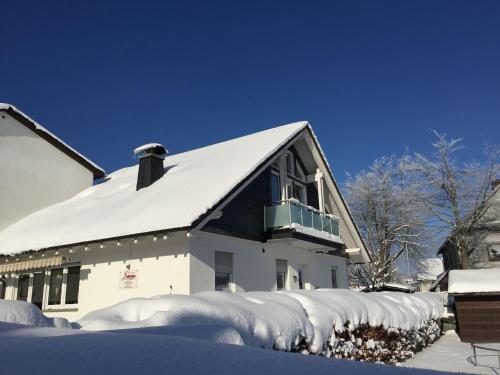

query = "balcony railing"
[[264, 199, 340, 239]]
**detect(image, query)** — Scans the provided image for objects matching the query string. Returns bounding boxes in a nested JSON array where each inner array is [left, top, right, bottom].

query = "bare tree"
[[345, 156, 427, 289], [412, 131, 500, 269]]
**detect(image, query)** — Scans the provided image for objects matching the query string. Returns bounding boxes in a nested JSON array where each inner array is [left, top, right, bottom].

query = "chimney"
[[133, 143, 167, 191], [492, 179, 500, 191]]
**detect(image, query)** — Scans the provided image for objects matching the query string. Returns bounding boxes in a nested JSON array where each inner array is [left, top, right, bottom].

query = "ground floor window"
[[215, 251, 233, 292], [331, 268, 337, 288], [298, 268, 304, 289], [14, 265, 81, 310], [276, 259, 288, 290]]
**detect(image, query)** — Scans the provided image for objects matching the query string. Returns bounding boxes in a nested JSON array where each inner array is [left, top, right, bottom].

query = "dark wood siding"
[[454, 294, 500, 343], [202, 168, 271, 242]]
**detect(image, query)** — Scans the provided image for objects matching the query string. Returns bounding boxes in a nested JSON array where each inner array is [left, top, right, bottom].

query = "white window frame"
[[13, 263, 81, 311]]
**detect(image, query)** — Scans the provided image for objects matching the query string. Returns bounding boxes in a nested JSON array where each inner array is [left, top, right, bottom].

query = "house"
[[416, 258, 444, 292], [436, 180, 500, 290], [0, 104, 105, 231], [0, 104, 369, 320]]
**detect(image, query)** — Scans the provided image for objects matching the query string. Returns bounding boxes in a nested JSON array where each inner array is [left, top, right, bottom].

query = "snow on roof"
[[449, 268, 500, 294], [0, 103, 105, 178], [0, 121, 308, 254], [417, 258, 444, 281]]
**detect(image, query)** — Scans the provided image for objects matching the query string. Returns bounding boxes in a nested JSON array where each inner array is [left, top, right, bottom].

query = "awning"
[[0, 256, 63, 273]]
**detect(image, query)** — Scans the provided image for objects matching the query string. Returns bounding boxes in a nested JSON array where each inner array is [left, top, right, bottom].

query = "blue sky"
[[1, 0, 499, 180]]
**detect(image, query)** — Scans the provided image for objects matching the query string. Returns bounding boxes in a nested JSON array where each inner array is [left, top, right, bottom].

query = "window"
[[17, 274, 30, 302], [270, 172, 281, 202], [489, 243, 500, 261], [292, 181, 306, 203], [48, 268, 63, 305], [31, 273, 45, 309], [331, 268, 337, 288], [295, 163, 305, 181], [14, 265, 81, 309], [298, 269, 304, 289], [276, 259, 288, 290], [286, 152, 293, 175], [215, 252, 233, 292], [65, 266, 81, 305]]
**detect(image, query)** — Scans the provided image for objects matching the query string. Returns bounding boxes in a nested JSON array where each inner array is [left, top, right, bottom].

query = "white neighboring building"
[[0, 106, 369, 320], [0, 104, 105, 231]]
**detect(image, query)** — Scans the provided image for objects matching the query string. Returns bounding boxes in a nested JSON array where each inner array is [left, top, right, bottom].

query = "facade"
[[0, 106, 369, 320], [438, 181, 500, 274]]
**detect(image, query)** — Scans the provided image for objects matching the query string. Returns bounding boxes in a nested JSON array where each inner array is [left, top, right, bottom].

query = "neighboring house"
[[0, 105, 369, 320], [0, 104, 105, 231], [417, 258, 444, 292], [435, 180, 500, 290]]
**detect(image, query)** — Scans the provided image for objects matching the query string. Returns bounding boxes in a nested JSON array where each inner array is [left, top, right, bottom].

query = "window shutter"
[[276, 259, 288, 273], [215, 252, 233, 274]]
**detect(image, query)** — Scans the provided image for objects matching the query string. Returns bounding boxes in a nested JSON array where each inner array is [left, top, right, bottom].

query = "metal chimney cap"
[[133, 143, 168, 158]]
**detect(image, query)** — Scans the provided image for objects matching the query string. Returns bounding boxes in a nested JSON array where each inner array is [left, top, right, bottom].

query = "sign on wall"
[[120, 269, 138, 289]]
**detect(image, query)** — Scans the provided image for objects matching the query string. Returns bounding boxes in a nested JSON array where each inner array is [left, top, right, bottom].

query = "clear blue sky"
[[1, 0, 499, 180]]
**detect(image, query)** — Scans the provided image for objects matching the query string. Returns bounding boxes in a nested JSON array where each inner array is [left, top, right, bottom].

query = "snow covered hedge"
[[76, 290, 444, 364]]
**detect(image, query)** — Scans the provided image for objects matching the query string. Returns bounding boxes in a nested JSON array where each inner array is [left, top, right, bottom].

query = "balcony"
[[264, 199, 343, 247]]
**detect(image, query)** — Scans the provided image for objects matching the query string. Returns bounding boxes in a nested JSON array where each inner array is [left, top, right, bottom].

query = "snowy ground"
[[0, 321, 450, 375], [401, 331, 500, 374]]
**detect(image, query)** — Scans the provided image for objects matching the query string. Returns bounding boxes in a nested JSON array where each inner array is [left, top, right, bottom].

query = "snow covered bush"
[[76, 289, 444, 364], [0, 300, 70, 328]]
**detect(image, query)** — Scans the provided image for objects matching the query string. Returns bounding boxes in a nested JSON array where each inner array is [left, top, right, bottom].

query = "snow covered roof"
[[449, 268, 500, 294], [417, 258, 444, 281], [0, 103, 105, 179], [0, 122, 310, 254]]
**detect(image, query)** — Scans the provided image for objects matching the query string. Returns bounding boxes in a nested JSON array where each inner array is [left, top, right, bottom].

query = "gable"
[[0, 104, 105, 179]]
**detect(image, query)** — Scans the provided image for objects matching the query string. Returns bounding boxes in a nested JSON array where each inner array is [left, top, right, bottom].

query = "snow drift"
[[0, 300, 70, 328], [77, 290, 444, 355]]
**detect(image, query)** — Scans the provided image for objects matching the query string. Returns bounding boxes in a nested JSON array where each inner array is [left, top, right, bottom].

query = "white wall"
[[189, 231, 348, 294], [0, 112, 93, 230], [3, 232, 190, 321]]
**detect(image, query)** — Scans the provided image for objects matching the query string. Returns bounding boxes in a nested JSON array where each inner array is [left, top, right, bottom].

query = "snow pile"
[[77, 289, 444, 362], [449, 268, 500, 294], [77, 292, 314, 351], [0, 300, 70, 328], [417, 258, 444, 281], [0, 324, 447, 375]]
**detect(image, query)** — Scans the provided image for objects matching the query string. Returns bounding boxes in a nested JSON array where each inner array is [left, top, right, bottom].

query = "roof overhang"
[[0, 103, 105, 179]]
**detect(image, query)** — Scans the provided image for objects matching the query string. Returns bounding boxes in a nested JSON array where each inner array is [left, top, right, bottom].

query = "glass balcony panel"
[[265, 201, 341, 240], [290, 204, 302, 226], [312, 213, 322, 231], [302, 207, 313, 228], [331, 218, 339, 236], [265, 204, 290, 229], [322, 216, 332, 234]]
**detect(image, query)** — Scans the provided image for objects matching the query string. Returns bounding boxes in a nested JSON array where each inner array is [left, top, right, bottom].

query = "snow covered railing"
[[264, 199, 340, 237]]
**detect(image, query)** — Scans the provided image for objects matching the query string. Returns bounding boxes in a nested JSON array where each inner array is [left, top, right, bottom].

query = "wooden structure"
[[453, 292, 500, 343]]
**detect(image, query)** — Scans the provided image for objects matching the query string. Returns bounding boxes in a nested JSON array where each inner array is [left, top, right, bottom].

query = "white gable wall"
[[0, 112, 94, 230]]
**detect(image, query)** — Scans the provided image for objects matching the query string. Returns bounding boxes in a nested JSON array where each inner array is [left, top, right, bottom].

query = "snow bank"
[[0, 324, 447, 375], [0, 300, 70, 328], [77, 290, 444, 354], [449, 268, 500, 294]]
